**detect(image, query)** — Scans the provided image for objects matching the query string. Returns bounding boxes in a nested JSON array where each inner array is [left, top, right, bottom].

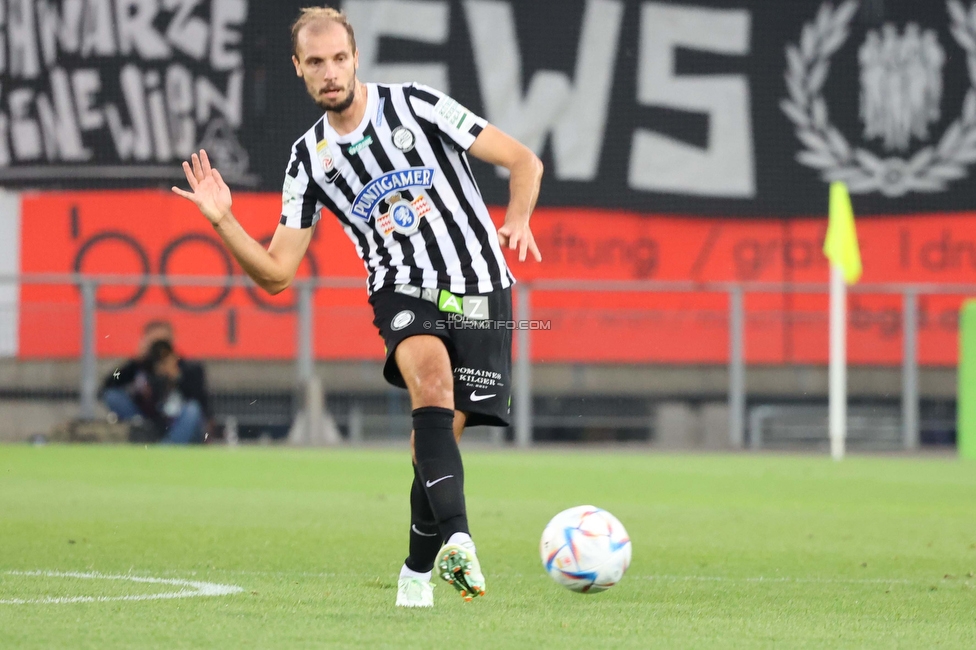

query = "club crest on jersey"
[[391, 126, 416, 152], [375, 193, 432, 237], [350, 168, 435, 220]]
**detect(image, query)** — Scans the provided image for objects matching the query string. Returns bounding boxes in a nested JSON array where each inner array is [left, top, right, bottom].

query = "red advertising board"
[[516, 209, 976, 367], [19, 192, 976, 366], [20, 191, 373, 361]]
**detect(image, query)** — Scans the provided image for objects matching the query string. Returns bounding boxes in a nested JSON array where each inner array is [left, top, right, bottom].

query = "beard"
[[314, 80, 357, 113]]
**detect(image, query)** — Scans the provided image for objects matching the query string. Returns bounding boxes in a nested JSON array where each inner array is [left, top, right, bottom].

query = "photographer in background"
[[101, 320, 211, 444]]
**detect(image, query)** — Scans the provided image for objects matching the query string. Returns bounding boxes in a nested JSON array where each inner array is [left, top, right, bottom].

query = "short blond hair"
[[291, 7, 357, 57]]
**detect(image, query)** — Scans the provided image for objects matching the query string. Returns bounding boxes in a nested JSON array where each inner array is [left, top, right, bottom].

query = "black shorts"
[[369, 285, 513, 428]]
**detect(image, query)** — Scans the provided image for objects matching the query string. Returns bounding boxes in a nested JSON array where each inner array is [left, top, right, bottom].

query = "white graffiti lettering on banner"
[[0, 0, 251, 182], [345, 0, 755, 198], [782, 0, 976, 197]]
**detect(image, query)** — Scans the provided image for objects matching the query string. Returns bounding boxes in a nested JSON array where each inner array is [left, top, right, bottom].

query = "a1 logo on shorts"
[[391, 310, 415, 331]]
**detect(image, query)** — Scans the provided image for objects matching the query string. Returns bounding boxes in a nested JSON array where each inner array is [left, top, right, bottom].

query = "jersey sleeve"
[[279, 139, 324, 229], [406, 84, 488, 151]]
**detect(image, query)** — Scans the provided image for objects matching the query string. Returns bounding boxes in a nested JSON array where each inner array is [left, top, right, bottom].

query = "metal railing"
[[4, 274, 974, 448]]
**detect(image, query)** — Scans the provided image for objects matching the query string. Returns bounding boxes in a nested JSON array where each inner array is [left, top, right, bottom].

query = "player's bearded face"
[[312, 71, 356, 112], [295, 23, 359, 113]]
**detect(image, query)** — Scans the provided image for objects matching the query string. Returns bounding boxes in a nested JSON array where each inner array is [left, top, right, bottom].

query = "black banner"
[[0, 0, 254, 185], [3, 0, 976, 216]]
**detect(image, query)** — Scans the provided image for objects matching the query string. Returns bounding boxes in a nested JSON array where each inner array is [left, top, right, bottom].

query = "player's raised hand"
[[498, 220, 542, 263], [171, 150, 233, 226]]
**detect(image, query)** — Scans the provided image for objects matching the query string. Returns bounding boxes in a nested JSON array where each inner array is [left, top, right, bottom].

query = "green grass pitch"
[[2, 445, 976, 648]]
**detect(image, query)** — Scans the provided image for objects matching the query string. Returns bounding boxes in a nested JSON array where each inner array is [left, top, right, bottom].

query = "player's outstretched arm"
[[172, 150, 312, 295], [468, 125, 544, 263]]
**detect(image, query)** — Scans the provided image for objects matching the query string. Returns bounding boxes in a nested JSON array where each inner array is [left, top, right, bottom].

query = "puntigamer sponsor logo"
[[351, 168, 435, 220]]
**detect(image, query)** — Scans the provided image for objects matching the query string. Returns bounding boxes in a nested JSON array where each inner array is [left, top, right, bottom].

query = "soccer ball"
[[539, 505, 632, 593]]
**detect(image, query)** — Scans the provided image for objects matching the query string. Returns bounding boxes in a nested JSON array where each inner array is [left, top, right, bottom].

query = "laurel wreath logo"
[[781, 0, 976, 197]]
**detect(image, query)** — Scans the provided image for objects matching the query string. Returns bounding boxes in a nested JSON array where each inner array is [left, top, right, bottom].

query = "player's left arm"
[[407, 84, 543, 262], [468, 125, 544, 263]]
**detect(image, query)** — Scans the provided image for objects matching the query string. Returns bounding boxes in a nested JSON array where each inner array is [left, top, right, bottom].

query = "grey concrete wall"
[[532, 364, 956, 399], [0, 400, 88, 442], [0, 360, 957, 443], [0, 359, 957, 398], [652, 401, 732, 451]]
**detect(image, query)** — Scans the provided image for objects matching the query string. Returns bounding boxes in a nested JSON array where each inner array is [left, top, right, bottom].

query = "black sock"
[[405, 463, 441, 573], [412, 406, 469, 540]]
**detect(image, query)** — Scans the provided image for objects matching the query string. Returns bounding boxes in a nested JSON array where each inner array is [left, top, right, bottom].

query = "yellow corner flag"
[[823, 181, 862, 284]]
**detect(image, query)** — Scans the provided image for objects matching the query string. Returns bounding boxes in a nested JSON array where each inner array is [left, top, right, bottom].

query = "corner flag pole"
[[829, 264, 847, 461], [824, 182, 862, 461]]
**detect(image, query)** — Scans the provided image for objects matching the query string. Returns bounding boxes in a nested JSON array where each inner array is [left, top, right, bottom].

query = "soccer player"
[[172, 7, 543, 608]]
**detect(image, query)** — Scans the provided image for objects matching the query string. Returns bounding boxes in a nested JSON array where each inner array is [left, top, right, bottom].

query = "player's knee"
[[412, 372, 453, 409]]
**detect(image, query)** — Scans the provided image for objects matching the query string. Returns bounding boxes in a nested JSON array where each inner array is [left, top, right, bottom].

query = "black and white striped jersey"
[[280, 82, 514, 296]]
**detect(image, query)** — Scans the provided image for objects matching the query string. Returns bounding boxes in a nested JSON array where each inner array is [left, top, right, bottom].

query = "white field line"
[[0, 570, 244, 605], [139, 568, 926, 586], [641, 574, 917, 585], [13, 567, 936, 592]]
